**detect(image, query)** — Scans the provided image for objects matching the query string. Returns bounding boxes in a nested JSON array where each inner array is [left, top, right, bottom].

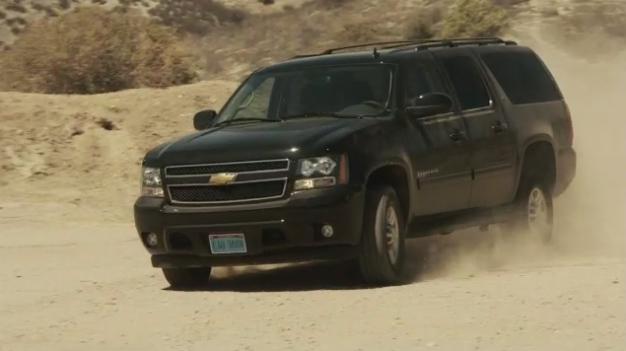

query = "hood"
[[146, 117, 380, 165]]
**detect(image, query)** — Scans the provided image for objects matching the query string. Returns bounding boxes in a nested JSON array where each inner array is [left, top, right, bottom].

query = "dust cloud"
[[410, 33, 626, 281]]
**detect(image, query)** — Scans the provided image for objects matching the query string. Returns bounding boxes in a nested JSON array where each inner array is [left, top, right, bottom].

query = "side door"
[[433, 49, 516, 208], [403, 52, 473, 215]]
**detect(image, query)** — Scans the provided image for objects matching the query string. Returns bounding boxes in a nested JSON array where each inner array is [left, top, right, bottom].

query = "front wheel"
[[162, 267, 211, 289], [358, 186, 406, 285]]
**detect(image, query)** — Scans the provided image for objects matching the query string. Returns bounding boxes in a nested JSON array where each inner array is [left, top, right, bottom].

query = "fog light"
[[146, 233, 159, 247], [294, 176, 337, 191], [321, 224, 334, 238]]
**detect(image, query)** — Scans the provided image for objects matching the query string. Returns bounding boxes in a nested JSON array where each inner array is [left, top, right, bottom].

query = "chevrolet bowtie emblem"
[[209, 173, 238, 186]]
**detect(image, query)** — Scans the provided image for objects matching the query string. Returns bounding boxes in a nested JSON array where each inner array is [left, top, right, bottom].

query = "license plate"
[[208, 234, 247, 255]]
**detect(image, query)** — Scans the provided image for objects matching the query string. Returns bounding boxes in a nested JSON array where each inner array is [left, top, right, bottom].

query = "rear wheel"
[[162, 267, 211, 289], [507, 180, 554, 243], [358, 186, 406, 285]]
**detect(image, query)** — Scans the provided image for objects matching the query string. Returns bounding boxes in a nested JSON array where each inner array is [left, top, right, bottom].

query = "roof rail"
[[290, 37, 517, 60], [320, 40, 418, 55], [386, 37, 517, 51]]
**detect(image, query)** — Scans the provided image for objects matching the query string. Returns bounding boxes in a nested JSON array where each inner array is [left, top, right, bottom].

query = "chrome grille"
[[164, 159, 290, 205], [169, 180, 286, 203], [166, 160, 289, 177]]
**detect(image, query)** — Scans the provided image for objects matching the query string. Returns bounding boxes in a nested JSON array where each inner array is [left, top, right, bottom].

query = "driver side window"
[[404, 62, 437, 107]]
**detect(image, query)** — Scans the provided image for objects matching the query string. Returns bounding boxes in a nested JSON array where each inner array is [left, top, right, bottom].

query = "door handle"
[[491, 120, 507, 134], [448, 129, 466, 142]]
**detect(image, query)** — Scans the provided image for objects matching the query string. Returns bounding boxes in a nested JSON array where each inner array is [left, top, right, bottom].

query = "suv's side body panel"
[[432, 48, 517, 207], [401, 52, 473, 215], [476, 46, 575, 196]]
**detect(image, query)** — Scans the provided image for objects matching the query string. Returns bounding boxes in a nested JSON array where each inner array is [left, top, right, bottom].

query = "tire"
[[358, 186, 406, 285], [507, 177, 554, 243], [162, 267, 211, 289]]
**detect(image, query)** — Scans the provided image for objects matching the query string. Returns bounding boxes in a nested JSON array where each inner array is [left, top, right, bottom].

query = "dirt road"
[[0, 197, 624, 350]]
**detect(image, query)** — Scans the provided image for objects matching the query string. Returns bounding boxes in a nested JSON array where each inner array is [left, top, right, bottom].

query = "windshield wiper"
[[213, 118, 282, 128]]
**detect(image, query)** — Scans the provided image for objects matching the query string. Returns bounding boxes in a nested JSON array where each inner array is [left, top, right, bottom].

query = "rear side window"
[[440, 55, 491, 110], [482, 51, 562, 104]]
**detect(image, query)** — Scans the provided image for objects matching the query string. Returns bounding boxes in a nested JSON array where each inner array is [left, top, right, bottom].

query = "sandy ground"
[[0, 196, 624, 350], [0, 214, 623, 351], [2, 10, 626, 351]]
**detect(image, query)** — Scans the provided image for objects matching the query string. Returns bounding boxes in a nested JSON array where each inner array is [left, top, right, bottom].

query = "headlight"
[[294, 155, 348, 191], [141, 166, 164, 197], [298, 156, 337, 177]]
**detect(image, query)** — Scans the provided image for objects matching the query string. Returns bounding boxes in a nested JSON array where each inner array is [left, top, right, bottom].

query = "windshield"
[[218, 65, 393, 123]]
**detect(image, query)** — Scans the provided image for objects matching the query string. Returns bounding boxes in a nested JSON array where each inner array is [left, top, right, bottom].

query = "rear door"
[[433, 49, 516, 208], [403, 53, 472, 215]]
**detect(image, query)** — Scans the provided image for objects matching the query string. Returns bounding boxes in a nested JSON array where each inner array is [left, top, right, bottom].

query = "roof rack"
[[321, 40, 418, 55], [386, 37, 517, 51], [290, 37, 517, 59]]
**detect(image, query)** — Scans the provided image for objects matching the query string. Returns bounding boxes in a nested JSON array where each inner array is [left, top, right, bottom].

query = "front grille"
[[168, 180, 286, 203], [166, 160, 289, 176], [165, 159, 291, 204]]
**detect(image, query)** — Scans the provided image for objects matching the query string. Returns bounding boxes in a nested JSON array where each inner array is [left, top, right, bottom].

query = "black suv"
[[134, 38, 576, 287]]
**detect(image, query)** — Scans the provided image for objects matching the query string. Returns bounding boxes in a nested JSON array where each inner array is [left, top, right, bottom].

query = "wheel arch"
[[365, 163, 412, 224], [516, 137, 557, 194]]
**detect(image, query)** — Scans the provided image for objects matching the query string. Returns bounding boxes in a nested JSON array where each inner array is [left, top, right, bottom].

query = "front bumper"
[[134, 186, 365, 268]]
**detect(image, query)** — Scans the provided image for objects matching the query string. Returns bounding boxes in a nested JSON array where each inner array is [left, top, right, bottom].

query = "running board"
[[406, 205, 515, 238]]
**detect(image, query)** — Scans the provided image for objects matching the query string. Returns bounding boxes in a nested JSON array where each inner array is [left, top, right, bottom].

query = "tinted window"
[[230, 78, 276, 119], [280, 65, 391, 117], [482, 51, 562, 104], [440, 55, 491, 110], [404, 64, 434, 104], [219, 65, 393, 122]]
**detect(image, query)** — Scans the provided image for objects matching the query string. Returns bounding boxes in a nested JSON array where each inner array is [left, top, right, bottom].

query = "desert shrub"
[[0, 7, 197, 94], [441, 0, 509, 37], [318, 0, 350, 7], [405, 4, 444, 39], [59, 0, 72, 10], [148, 0, 246, 35], [341, 22, 384, 43], [5, 3, 27, 13], [403, 0, 508, 40], [492, 0, 528, 6]]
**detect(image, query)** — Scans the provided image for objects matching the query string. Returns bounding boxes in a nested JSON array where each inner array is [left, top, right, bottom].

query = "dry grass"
[[404, 0, 509, 40], [405, 4, 444, 39], [440, 0, 509, 37], [0, 7, 197, 94], [147, 0, 246, 35]]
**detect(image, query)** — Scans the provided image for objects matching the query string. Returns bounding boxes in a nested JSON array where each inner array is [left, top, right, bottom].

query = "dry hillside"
[[0, 80, 237, 220], [0, 0, 309, 50], [2, 0, 625, 80]]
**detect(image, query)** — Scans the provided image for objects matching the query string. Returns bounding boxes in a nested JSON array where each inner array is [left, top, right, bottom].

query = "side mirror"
[[193, 110, 217, 130], [405, 93, 453, 118]]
